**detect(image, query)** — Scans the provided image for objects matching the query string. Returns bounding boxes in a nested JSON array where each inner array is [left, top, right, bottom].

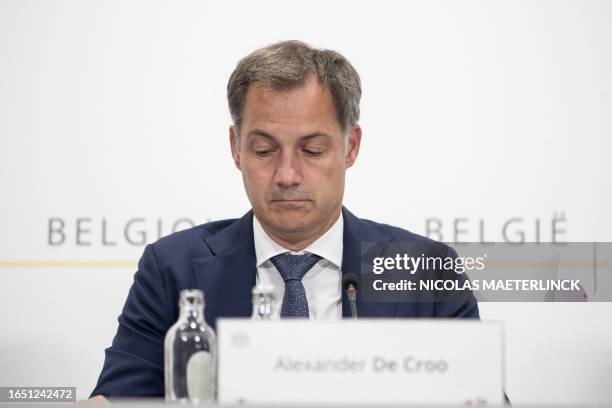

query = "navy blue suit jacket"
[[91, 208, 479, 397]]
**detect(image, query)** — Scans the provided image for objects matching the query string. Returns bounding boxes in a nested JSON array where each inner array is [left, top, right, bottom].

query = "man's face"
[[230, 74, 361, 247]]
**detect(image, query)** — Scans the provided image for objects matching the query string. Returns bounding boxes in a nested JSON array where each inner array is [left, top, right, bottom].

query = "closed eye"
[[255, 149, 276, 157], [303, 148, 323, 157]]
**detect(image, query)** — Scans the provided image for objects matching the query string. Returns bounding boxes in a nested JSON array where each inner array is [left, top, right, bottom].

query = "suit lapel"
[[341, 207, 397, 318], [191, 211, 256, 328]]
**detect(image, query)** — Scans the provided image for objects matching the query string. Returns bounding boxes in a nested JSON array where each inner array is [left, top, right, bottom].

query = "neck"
[[259, 207, 342, 252]]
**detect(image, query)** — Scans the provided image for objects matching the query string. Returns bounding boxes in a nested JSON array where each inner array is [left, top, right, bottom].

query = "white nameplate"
[[218, 319, 504, 406]]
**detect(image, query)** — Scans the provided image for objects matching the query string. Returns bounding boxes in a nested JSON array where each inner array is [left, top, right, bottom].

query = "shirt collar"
[[253, 212, 344, 269]]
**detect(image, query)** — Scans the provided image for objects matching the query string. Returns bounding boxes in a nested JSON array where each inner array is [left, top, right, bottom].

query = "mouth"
[[270, 199, 310, 208]]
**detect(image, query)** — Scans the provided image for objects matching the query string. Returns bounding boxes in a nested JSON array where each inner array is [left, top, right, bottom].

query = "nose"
[[273, 150, 302, 188]]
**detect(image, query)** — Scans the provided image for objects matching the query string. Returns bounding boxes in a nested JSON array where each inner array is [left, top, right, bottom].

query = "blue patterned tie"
[[270, 253, 322, 318]]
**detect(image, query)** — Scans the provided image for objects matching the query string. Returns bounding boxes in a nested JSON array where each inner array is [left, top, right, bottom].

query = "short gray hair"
[[227, 40, 361, 143]]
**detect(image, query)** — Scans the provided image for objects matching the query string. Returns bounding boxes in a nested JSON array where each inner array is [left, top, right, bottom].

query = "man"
[[90, 40, 478, 399]]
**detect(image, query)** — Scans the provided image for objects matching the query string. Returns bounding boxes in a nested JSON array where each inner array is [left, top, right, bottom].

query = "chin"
[[266, 212, 313, 234], [273, 216, 308, 232]]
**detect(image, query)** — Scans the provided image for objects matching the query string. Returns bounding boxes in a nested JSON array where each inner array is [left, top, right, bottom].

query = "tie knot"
[[270, 253, 322, 282]]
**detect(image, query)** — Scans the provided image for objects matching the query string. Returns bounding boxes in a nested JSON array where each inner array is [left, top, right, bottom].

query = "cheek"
[[243, 162, 272, 196], [324, 154, 346, 179], [310, 160, 345, 195]]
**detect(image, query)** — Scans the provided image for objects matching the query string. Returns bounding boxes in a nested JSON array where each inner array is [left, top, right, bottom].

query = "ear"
[[229, 125, 241, 170], [344, 125, 362, 169]]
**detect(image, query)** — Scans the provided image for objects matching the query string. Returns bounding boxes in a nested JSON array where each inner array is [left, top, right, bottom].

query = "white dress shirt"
[[253, 214, 343, 320]]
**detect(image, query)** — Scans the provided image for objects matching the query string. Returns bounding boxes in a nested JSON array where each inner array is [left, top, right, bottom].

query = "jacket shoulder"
[[357, 217, 453, 257], [149, 218, 238, 262]]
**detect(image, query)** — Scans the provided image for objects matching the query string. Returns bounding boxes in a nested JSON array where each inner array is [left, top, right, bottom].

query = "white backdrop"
[[1, 0, 611, 403]]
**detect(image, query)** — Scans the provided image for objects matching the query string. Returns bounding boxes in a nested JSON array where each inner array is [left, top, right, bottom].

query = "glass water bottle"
[[164, 289, 216, 402], [251, 284, 280, 320]]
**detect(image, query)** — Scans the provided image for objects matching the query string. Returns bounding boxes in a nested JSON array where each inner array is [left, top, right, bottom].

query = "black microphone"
[[342, 272, 360, 319]]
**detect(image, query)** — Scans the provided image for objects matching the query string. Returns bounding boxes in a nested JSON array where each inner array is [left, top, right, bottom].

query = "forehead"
[[241, 75, 342, 136]]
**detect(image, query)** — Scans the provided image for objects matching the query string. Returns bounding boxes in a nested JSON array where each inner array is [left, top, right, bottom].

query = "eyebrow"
[[246, 129, 332, 141]]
